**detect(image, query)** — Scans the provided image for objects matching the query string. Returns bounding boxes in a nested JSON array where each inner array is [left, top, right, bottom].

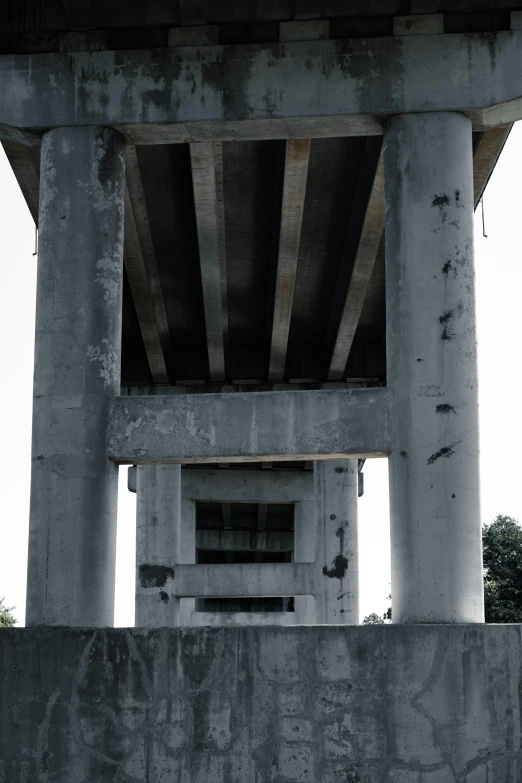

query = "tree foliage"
[[483, 515, 522, 623], [362, 613, 384, 625], [0, 597, 16, 627]]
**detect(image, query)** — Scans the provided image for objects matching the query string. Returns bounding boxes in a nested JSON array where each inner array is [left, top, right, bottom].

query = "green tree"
[[0, 597, 16, 627], [362, 612, 384, 625], [483, 515, 522, 623]]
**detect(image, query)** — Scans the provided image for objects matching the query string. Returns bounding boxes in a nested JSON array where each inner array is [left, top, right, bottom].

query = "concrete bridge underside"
[[1, 2, 522, 781]]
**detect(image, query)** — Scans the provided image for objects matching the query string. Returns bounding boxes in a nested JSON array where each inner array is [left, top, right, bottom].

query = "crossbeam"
[[169, 563, 314, 597], [1, 33, 522, 141], [196, 530, 294, 552], [181, 468, 313, 501], [191, 612, 297, 626], [107, 388, 391, 463]]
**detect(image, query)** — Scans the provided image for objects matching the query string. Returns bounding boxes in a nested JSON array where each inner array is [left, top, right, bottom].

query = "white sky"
[[1, 123, 521, 626]]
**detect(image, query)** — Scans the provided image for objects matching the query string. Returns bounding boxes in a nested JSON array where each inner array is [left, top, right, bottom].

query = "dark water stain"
[[439, 310, 453, 324], [159, 590, 169, 604], [139, 564, 174, 588], [436, 404, 456, 414], [427, 445, 456, 465], [323, 554, 348, 580]]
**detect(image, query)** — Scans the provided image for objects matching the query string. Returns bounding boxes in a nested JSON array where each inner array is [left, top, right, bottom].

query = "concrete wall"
[[1, 626, 521, 782]]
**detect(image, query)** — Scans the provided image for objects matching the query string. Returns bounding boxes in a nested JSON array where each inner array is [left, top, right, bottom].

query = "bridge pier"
[[26, 127, 125, 627], [130, 461, 360, 625], [384, 112, 484, 623]]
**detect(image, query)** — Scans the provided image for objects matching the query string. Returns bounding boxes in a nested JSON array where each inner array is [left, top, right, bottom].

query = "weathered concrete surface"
[[2, 33, 522, 142], [181, 468, 314, 502], [107, 388, 391, 463], [26, 126, 125, 627], [1, 626, 522, 782], [385, 113, 483, 624], [162, 563, 314, 598], [314, 460, 359, 624], [136, 465, 181, 627], [191, 611, 297, 626], [196, 529, 294, 552]]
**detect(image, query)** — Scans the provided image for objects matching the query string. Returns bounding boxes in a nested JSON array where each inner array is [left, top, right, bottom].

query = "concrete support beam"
[[268, 139, 310, 381], [126, 146, 171, 363], [179, 498, 196, 625], [169, 563, 314, 597], [59, 31, 107, 52], [26, 126, 125, 627], [384, 112, 484, 624], [279, 21, 329, 42], [191, 612, 296, 626], [135, 465, 182, 627], [5, 33, 522, 142], [124, 145, 170, 383], [511, 11, 522, 30], [107, 388, 391, 463], [473, 124, 512, 207], [2, 142, 39, 225], [190, 143, 228, 381], [313, 460, 359, 623], [327, 151, 384, 379], [393, 14, 444, 36], [294, 500, 317, 623], [181, 468, 313, 502], [168, 26, 218, 47], [222, 502, 232, 530], [196, 530, 294, 552]]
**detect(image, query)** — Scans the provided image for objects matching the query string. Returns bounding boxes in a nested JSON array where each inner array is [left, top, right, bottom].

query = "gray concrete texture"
[[314, 460, 359, 624], [107, 388, 391, 463], [136, 465, 182, 627], [2, 32, 522, 144], [385, 113, 483, 624], [1, 625, 521, 782], [26, 126, 125, 627]]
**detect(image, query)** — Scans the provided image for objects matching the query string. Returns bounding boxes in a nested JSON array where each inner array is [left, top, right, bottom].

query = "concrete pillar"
[[314, 459, 359, 623], [179, 497, 196, 625], [26, 127, 125, 627], [294, 500, 316, 623], [384, 112, 484, 623], [136, 465, 181, 626]]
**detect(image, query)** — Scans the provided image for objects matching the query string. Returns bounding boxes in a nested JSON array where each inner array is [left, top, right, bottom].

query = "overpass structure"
[[1, 2, 522, 781]]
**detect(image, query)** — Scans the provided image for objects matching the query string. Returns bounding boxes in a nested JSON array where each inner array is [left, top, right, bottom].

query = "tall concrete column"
[[136, 465, 182, 626], [294, 500, 316, 623], [178, 497, 196, 626], [26, 127, 125, 627], [384, 112, 484, 623], [314, 459, 359, 623]]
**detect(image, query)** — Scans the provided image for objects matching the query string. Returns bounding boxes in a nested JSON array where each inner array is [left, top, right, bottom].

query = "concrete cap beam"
[[107, 388, 392, 463], [2, 33, 522, 139]]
